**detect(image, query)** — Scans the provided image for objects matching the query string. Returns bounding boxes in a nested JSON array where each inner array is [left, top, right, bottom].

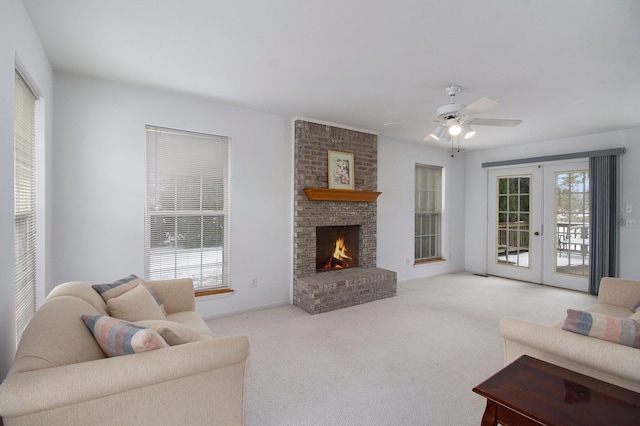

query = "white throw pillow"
[[107, 283, 167, 322]]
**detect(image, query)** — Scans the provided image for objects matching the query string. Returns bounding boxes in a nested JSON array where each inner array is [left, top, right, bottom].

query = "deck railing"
[[497, 221, 589, 255]]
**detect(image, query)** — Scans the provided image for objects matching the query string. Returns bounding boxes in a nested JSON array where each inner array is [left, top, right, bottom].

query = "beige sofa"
[[0, 278, 249, 425], [500, 277, 640, 392]]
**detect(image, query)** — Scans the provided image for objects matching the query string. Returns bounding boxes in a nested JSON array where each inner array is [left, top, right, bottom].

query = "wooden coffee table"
[[473, 355, 640, 425]]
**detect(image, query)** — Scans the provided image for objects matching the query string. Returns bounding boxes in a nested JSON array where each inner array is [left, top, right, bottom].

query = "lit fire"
[[323, 236, 353, 269]]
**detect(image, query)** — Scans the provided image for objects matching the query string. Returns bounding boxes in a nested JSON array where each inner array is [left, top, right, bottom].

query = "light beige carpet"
[[207, 272, 597, 425]]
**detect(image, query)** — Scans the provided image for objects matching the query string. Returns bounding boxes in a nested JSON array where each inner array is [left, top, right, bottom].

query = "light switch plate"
[[626, 205, 633, 214]]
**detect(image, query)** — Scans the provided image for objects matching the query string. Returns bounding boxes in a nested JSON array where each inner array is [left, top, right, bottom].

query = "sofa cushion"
[[106, 283, 167, 322], [11, 296, 106, 373], [92, 274, 167, 315], [562, 309, 640, 349], [136, 320, 207, 345], [82, 315, 169, 357], [166, 311, 214, 337], [146, 278, 196, 313], [587, 303, 634, 319]]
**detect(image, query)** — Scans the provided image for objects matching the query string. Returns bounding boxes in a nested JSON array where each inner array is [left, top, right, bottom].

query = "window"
[[145, 126, 230, 293], [415, 164, 442, 262], [14, 71, 37, 343]]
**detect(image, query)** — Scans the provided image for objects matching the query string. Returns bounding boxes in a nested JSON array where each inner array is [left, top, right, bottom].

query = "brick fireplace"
[[293, 119, 396, 314]]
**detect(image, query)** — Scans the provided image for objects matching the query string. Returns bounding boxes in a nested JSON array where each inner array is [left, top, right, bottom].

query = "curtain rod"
[[482, 147, 626, 168]]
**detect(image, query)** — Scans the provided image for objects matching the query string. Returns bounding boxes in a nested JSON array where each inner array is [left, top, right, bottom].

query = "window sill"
[[195, 288, 234, 298], [414, 258, 446, 266]]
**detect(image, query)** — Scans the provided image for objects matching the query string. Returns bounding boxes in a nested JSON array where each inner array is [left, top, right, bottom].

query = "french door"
[[541, 161, 590, 291], [486, 161, 590, 291], [487, 167, 542, 283]]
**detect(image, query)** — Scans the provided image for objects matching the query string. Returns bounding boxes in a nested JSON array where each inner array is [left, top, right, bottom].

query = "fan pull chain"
[[451, 135, 462, 157]]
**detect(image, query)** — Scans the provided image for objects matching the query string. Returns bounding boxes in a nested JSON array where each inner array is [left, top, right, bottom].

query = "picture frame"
[[328, 150, 354, 190]]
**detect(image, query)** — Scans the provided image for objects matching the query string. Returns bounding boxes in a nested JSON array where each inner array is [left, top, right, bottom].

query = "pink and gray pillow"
[[562, 309, 640, 349], [82, 314, 169, 357]]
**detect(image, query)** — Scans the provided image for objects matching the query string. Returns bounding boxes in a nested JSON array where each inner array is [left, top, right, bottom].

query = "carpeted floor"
[[207, 271, 597, 425]]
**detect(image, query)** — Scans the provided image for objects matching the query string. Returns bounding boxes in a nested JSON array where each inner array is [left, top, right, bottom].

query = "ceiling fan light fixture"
[[447, 119, 462, 136], [417, 86, 522, 144], [429, 124, 445, 140], [462, 123, 476, 139]]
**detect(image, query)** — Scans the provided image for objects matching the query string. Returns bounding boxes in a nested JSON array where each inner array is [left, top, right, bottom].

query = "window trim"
[[14, 70, 37, 344], [145, 125, 231, 292], [415, 164, 443, 263]]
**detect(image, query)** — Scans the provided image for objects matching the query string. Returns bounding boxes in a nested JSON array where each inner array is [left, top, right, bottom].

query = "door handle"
[[534, 231, 540, 236]]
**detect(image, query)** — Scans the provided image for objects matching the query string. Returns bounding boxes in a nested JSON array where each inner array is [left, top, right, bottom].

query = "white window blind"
[[145, 126, 230, 291], [14, 70, 37, 344], [415, 164, 442, 261]]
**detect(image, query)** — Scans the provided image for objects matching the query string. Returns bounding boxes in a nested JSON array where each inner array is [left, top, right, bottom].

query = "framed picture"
[[328, 150, 354, 190]]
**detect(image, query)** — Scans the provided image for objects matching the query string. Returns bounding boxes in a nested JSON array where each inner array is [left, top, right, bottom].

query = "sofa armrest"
[[147, 278, 195, 313], [499, 316, 640, 387], [597, 277, 640, 310], [0, 335, 249, 418]]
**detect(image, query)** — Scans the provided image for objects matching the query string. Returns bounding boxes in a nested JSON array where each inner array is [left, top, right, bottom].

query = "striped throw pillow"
[[82, 315, 169, 357], [92, 274, 167, 315], [562, 309, 640, 349]]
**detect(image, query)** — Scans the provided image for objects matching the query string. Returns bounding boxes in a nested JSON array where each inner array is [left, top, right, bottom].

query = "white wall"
[[53, 73, 293, 318], [0, 0, 54, 380], [464, 128, 640, 279], [377, 136, 466, 281]]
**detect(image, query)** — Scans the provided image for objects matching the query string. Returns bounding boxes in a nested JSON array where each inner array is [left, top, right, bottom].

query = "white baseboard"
[[200, 300, 293, 321]]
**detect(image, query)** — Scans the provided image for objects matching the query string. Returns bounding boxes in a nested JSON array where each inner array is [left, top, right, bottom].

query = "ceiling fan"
[[399, 85, 523, 142]]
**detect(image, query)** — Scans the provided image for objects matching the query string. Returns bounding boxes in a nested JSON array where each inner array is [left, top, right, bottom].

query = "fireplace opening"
[[316, 225, 359, 272]]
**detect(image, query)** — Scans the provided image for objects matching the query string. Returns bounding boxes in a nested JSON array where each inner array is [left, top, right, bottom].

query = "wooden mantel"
[[303, 188, 381, 202]]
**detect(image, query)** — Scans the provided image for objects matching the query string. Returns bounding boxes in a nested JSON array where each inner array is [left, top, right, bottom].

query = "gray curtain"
[[588, 155, 619, 294]]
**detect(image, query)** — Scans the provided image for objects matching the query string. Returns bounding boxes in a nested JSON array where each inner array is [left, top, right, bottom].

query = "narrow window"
[[145, 126, 230, 293], [14, 71, 37, 343], [415, 164, 442, 262]]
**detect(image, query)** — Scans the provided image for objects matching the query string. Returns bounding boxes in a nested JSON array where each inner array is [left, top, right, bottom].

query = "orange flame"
[[324, 236, 353, 269], [332, 236, 352, 262]]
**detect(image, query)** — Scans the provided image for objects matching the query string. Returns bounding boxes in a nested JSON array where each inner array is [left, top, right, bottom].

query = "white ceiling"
[[22, 0, 640, 150]]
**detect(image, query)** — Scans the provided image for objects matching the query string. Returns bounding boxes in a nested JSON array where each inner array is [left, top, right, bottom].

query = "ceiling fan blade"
[[470, 118, 523, 127], [458, 97, 499, 117]]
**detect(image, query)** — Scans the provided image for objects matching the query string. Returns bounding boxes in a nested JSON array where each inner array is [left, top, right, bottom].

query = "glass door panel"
[[555, 171, 589, 276], [497, 176, 531, 268], [487, 167, 542, 283], [542, 160, 590, 291]]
